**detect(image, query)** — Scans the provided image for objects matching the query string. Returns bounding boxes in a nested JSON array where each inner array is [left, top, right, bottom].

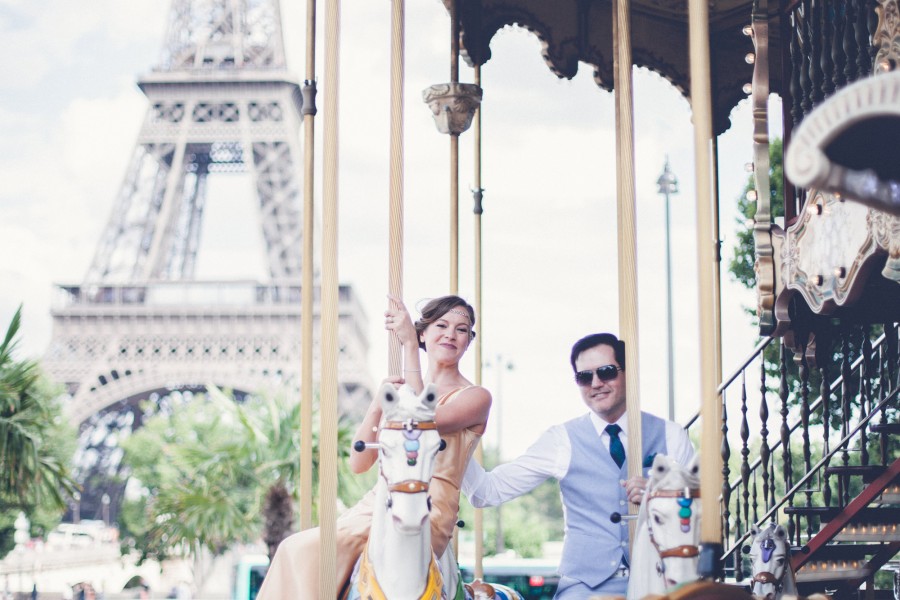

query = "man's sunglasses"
[[574, 364, 623, 386]]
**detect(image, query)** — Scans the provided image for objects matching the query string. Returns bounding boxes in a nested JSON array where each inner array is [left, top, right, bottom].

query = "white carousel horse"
[[746, 522, 797, 600], [348, 382, 522, 600], [626, 454, 702, 600]]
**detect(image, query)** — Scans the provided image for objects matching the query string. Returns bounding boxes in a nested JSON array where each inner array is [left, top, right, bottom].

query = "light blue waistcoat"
[[557, 412, 668, 587]]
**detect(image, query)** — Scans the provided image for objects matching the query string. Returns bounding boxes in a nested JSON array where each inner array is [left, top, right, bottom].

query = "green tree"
[[729, 138, 784, 291], [0, 306, 78, 560], [119, 388, 366, 567]]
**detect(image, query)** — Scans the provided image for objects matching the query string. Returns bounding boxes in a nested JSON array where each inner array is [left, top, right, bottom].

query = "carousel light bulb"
[[743, 83, 753, 94], [746, 189, 758, 201], [743, 24, 753, 36], [745, 53, 756, 64]]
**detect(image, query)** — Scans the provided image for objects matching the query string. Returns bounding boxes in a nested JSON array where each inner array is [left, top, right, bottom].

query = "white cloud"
[[0, 0, 767, 460]]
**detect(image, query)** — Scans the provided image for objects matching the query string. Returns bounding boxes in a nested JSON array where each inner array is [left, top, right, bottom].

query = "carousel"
[[290, 0, 900, 594]]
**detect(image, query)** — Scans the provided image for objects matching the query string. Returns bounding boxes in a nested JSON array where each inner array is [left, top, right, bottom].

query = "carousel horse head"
[[351, 383, 523, 600], [746, 522, 796, 599], [375, 382, 443, 534], [629, 454, 702, 598]]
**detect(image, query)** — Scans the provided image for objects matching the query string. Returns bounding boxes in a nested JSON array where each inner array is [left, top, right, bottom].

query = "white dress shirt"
[[463, 410, 696, 507]]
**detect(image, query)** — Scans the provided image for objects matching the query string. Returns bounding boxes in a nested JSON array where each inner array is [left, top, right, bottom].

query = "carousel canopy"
[[448, 0, 783, 135]]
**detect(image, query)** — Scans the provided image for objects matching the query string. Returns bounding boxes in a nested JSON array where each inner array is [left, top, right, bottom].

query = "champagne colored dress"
[[256, 386, 483, 599]]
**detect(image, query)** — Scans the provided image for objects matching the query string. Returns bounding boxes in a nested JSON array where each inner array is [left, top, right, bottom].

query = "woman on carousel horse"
[[256, 294, 492, 598]]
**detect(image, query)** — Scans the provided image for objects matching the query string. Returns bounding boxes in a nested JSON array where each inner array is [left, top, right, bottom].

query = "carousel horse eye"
[[742, 545, 751, 554], [386, 497, 393, 509], [385, 391, 395, 403], [427, 496, 432, 511], [438, 439, 447, 451], [426, 392, 436, 402], [456, 520, 465, 528]]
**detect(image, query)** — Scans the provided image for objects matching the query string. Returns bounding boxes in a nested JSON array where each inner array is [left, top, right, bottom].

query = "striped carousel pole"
[[688, 0, 725, 575], [387, 0, 406, 376], [318, 0, 341, 591], [471, 64, 485, 581], [612, 0, 643, 534], [299, 0, 318, 533]]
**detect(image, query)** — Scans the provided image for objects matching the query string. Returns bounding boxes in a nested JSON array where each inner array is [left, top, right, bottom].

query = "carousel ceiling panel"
[[449, 0, 783, 135]]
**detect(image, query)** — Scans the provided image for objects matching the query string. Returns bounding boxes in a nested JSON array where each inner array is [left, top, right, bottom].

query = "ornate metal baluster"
[[860, 329, 872, 466], [841, 327, 852, 506], [832, 0, 847, 88], [760, 356, 771, 513], [800, 0, 814, 114], [821, 364, 832, 507], [740, 371, 751, 538], [844, 0, 860, 81], [791, 12, 805, 125], [855, 0, 871, 75], [878, 334, 888, 465], [780, 342, 796, 543], [722, 392, 733, 549], [866, 0, 879, 69], [821, 0, 836, 96], [889, 323, 899, 390], [800, 350, 814, 541], [752, 470, 759, 524], [810, 0, 825, 104]]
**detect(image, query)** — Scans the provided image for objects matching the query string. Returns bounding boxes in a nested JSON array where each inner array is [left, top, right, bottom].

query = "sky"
[[0, 0, 779, 459]]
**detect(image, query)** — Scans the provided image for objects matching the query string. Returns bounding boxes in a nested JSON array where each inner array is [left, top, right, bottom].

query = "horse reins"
[[645, 487, 702, 567], [380, 418, 439, 498], [750, 535, 784, 594]]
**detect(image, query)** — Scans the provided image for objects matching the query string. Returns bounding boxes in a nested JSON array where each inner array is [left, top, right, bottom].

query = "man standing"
[[462, 333, 695, 599]]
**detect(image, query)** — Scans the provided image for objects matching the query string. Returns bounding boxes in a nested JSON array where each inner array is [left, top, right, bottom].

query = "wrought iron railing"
[[685, 322, 900, 579]]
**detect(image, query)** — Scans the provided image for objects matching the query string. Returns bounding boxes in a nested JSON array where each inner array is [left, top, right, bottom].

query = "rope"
[[388, 0, 405, 376], [318, 0, 341, 592]]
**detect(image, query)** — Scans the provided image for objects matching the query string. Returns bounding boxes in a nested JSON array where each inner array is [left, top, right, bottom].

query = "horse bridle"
[[750, 536, 784, 593], [645, 486, 701, 575], [379, 418, 439, 504]]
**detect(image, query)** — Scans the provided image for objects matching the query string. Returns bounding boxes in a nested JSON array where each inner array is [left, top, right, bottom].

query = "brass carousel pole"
[[318, 0, 341, 590], [387, 0, 405, 375], [688, 0, 724, 575], [612, 0, 643, 532], [422, 0, 481, 568], [449, 0, 460, 293], [471, 64, 485, 581], [299, 0, 318, 533]]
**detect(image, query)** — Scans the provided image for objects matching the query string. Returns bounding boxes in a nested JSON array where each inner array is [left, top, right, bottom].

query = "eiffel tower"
[[42, 0, 371, 522]]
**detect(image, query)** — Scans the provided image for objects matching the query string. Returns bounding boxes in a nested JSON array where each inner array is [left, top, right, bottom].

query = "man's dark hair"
[[569, 333, 626, 371]]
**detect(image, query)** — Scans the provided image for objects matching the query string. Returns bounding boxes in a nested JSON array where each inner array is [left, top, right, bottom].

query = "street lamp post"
[[656, 159, 679, 422]]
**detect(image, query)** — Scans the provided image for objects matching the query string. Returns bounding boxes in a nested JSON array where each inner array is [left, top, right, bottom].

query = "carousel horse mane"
[[349, 382, 522, 600], [746, 522, 797, 600], [627, 454, 702, 600]]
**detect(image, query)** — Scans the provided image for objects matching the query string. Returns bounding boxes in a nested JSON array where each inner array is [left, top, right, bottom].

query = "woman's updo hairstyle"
[[414, 295, 476, 351]]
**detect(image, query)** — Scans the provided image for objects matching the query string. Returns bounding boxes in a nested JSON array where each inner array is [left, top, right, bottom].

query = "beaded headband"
[[448, 309, 471, 322]]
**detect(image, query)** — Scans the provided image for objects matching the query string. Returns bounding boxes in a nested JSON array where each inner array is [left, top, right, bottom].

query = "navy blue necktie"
[[606, 424, 626, 468]]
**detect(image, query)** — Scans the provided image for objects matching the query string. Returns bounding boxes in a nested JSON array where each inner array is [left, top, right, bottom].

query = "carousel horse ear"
[[378, 381, 397, 404], [750, 524, 761, 537], [650, 453, 670, 480], [774, 524, 787, 540], [689, 455, 701, 476], [421, 383, 438, 405]]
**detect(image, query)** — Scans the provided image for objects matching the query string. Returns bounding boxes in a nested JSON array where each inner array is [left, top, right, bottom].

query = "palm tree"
[[0, 306, 78, 559], [120, 386, 367, 567]]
